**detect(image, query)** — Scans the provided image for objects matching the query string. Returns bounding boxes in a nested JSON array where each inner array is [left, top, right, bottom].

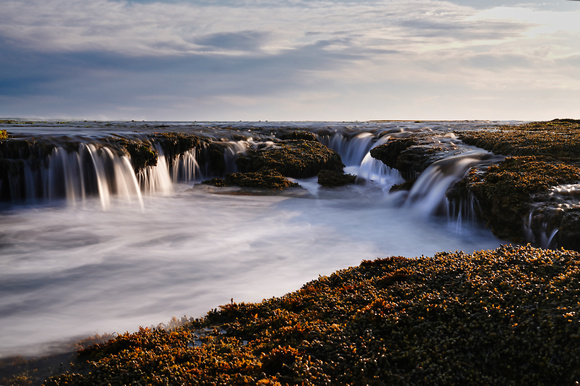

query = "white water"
[[0, 121, 507, 358]]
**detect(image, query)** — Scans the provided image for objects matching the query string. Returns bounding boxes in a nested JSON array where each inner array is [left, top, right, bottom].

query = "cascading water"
[[138, 155, 173, 197], [171, 148, 200, 183], [321, 132, 404, 191], [7, 144, 146, 210], [0, 121, 508, 359], [523, 184, 580, 249], [404, 151, 499, 217], [320, 132, 375, 167]]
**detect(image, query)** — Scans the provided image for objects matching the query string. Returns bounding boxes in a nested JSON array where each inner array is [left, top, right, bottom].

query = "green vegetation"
[[42, 245, 580, 385], [0, 130, 7, 140]]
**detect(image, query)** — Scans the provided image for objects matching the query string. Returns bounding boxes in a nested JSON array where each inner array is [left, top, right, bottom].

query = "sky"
[[1, 0, 579, 121]]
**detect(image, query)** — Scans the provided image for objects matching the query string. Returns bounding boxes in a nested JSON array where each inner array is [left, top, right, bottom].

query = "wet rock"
[[453, 121, 580, 250], [276, 130, 318, 141], [317, 169, 356, 187], [107, 138, 158, 172], [236, 139, 344, 179], [203, 170, 300, 190], [149, 132, 206, 160], [0, 138, 56, 202], [44, 245, 580, 385], [370, 136, 450, 181], [454, 156, 580, 245]]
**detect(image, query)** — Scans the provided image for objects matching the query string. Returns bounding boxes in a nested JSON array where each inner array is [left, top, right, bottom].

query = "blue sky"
[[1, 0, 579, 121]]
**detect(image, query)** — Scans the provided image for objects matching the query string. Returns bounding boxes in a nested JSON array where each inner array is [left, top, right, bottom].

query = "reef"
[[370, 135, 455, 183], [236, 139, 344, 179], [454, 119, 580, 250], [317, 169, 356, 187], [35, 245, 580, 385], [203, 170, 300, 191]]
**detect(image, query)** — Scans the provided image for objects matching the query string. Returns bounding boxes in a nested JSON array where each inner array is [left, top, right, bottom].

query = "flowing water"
[[0, 120, 508, 358]]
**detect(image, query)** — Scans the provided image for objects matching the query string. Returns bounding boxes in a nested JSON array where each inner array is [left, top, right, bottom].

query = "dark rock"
[[453, 156, 580, 244], [389, 180, 415, 192], [107, 139, 158, 172], [203, 170, 300, 190], [317, 169, 356, 187], [149, 132, 205, 160], [276, 131, 318, 141], [370, 137, 449, 181], [236, 140, 344, 178]]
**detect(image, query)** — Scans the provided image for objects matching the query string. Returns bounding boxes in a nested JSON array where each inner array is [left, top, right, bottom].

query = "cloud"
[[1, 0, 580, 120]]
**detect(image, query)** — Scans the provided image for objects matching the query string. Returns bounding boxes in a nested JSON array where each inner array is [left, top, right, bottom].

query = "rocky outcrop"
[[452, 120, 580, 250], [317, 169, 356, 187], [203, 170, 300, 190], [370, 136, 453, 184], [236, 139, 344, 179], [451, 156, 580, 245]]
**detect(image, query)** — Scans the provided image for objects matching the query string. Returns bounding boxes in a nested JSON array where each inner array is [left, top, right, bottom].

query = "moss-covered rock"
[[237, 140, 344, 178], [107, 139, 158, 172], [0, 138, 56, 202], [370, 136, 450, 182], [453, 120, 580, 249], [203, 170, 300, 190], [457, 119, 580, 163], [317, 169, 356, 187], [457, 156, 580, 243], [148, 132, 205, 160], [276, 130, 318, 141], [44, 245, 580, 385]]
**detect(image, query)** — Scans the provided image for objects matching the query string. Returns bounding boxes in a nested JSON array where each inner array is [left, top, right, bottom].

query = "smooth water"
[[0, 121, 507, 358]]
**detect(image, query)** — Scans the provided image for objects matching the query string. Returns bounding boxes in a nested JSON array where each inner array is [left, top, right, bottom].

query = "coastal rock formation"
[[236, 139, 344, 179], [43, 245, 580, 385], [370, 135, 454, 184], [453, 119, 580, 250], [317, 169, 356, 187], [203, 170, 300, 190]]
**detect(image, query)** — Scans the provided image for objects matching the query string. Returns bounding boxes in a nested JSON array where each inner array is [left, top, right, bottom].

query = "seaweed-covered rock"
[[525, 186, 580, 251], [107, 139, 158, 172], [370, 136, 450, 181], [453, 120, 580, 249], [149, 132, 205, 160], [317, 169, 356, 187], [0, 138, 56, 202], [457, 119, 580, 163], [276, 130, 318, 141], [44, 245, 580, 385], [236, 140, 344, 178], [457, 156, 580, 244], [203, 170, 300, 190]]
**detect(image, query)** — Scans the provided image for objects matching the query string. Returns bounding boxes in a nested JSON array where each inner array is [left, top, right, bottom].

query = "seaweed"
[[44, 245, 580, 385]]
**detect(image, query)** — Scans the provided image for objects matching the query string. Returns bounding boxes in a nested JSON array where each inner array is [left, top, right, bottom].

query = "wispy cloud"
[[1, 0, 579, 120]]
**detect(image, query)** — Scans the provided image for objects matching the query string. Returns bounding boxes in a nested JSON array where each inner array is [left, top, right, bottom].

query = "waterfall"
[[49, 144, 144, 210], [357, 153, 404, 191], [172, 149, 200, 183], [138, 155, 173, 197], [404, 151, 495, 217], [319, 132, 375, 167], [223, 140, 250, 173], [522, 184, 580, 248]]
